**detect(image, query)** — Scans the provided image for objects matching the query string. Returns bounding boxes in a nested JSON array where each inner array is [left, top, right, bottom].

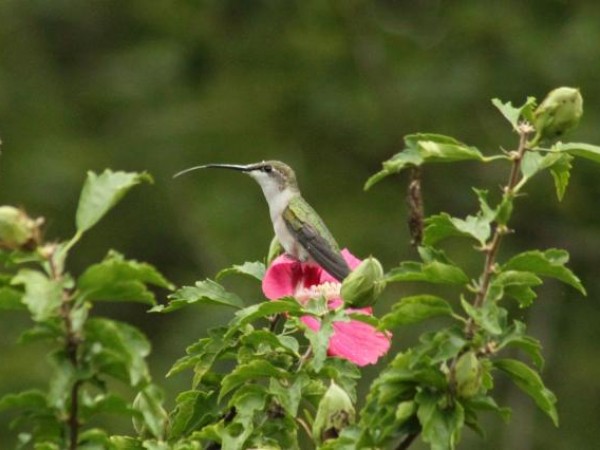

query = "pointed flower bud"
[[341, 256, 385, 307], [534, 87, 583, 140], [453, 351, 482, 398], [0, 206, 41, 250], [312, 380, 356, 444]]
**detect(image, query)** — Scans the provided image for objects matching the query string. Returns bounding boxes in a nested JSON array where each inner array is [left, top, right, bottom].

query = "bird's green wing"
[[283, 197, 350, 281]]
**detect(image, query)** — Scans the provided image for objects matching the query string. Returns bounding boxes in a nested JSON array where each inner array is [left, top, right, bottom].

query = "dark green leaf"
[[152, 280, 244, 312], [216, 261, 265, 281], [502, 249, 585, 294], [84, 318, 151, 386], [381, 295, 453, 328], [219, 360, 289, 400], [416, 390, 464, 450], [76, 170, 152, 234], [11, 269, 62, 321], [269, 376, 306, 416], [79, 251, 172, 305], [494, 359, 558, 426], [555, 142, 600, 163], [462, 395, 511, 423], [169, 390, 218, 439]]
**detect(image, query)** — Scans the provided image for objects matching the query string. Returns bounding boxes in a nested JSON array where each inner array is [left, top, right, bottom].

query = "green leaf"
[[494, 359, 558, 426], [549, 153, 573, 201], [520, 151, 565, 183], [502, 249, 585, 295], [491, 97, 536, 131], [240, 329, 300, 356], [424, 213, 491, 246], [416, 390, 464, 450], [386, 261, 469, 285], [304, 314, 335, 373], [269, 376, 306, 416], [216, 261, 266, 281], [460, 297, 504, 335], [108, 436, 145, 450], [231, 297, 302, 329], [132, 384, 168, 440], [0, 286, 25, 310], [365, 134, 486, 189], [219, 360, 289, 400], [84, 318, 151, 386], [167, 330, 230, 386], [462, 395, 511, 423], [11, 269, 62, 321], [169, 390, 218, 439], [498, 321, 544, 370], [555, 142, 600, 163], [0, 390, 47, 412], [47, 352, 77, 412], [152, 279, 244, 312], [78, 251, 172, 305], [381, 295, 453, 328], [488, 270, 543, 307], [80, 393, 134, 421], [76, 170, 152, 234]]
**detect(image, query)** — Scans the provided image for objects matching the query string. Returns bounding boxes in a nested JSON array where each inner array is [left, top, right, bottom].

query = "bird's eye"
[[263, 165, 273, 173]]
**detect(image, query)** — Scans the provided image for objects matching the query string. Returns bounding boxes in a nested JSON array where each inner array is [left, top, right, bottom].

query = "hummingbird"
[[174, 160, 351, 281]]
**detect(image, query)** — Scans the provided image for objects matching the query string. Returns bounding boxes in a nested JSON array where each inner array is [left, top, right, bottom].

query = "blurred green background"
[[1, 1, 599, 448]]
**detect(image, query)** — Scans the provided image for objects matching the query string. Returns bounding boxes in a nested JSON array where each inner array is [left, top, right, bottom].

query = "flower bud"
[[453, 351, 482, 398], [0, 206, 40, 250], [312, 380, 356, 444], [534, 87, 583, 140], [341, 256, 385, 307]]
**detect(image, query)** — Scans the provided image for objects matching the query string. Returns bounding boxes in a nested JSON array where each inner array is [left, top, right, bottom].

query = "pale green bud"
[[534, 87, 583, 140], [0, 206, 40, 249], [453, 351, 482, 398], [341, 256, 385, 308], [312, 380, 356, 444]]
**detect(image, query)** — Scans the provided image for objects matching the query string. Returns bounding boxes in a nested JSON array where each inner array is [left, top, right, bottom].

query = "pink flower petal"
[[319, 248, 363, 283], [328, 320, 391, 366], [301, 314, 391, 366], [300, 315, 320, 332], [262, 254, 321, 299]]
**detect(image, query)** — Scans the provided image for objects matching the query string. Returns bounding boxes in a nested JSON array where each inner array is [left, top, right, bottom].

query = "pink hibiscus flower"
[[262, 249, 391, 366]]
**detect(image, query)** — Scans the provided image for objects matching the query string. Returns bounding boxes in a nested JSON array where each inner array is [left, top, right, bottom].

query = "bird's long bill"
[[173, 163, 252, 178]]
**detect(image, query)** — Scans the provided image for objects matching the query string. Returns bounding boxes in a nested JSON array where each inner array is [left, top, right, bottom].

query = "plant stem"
[[407, 167, 424, 247], [466, 123, 532, 335], [49, 247, 81, 450]]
